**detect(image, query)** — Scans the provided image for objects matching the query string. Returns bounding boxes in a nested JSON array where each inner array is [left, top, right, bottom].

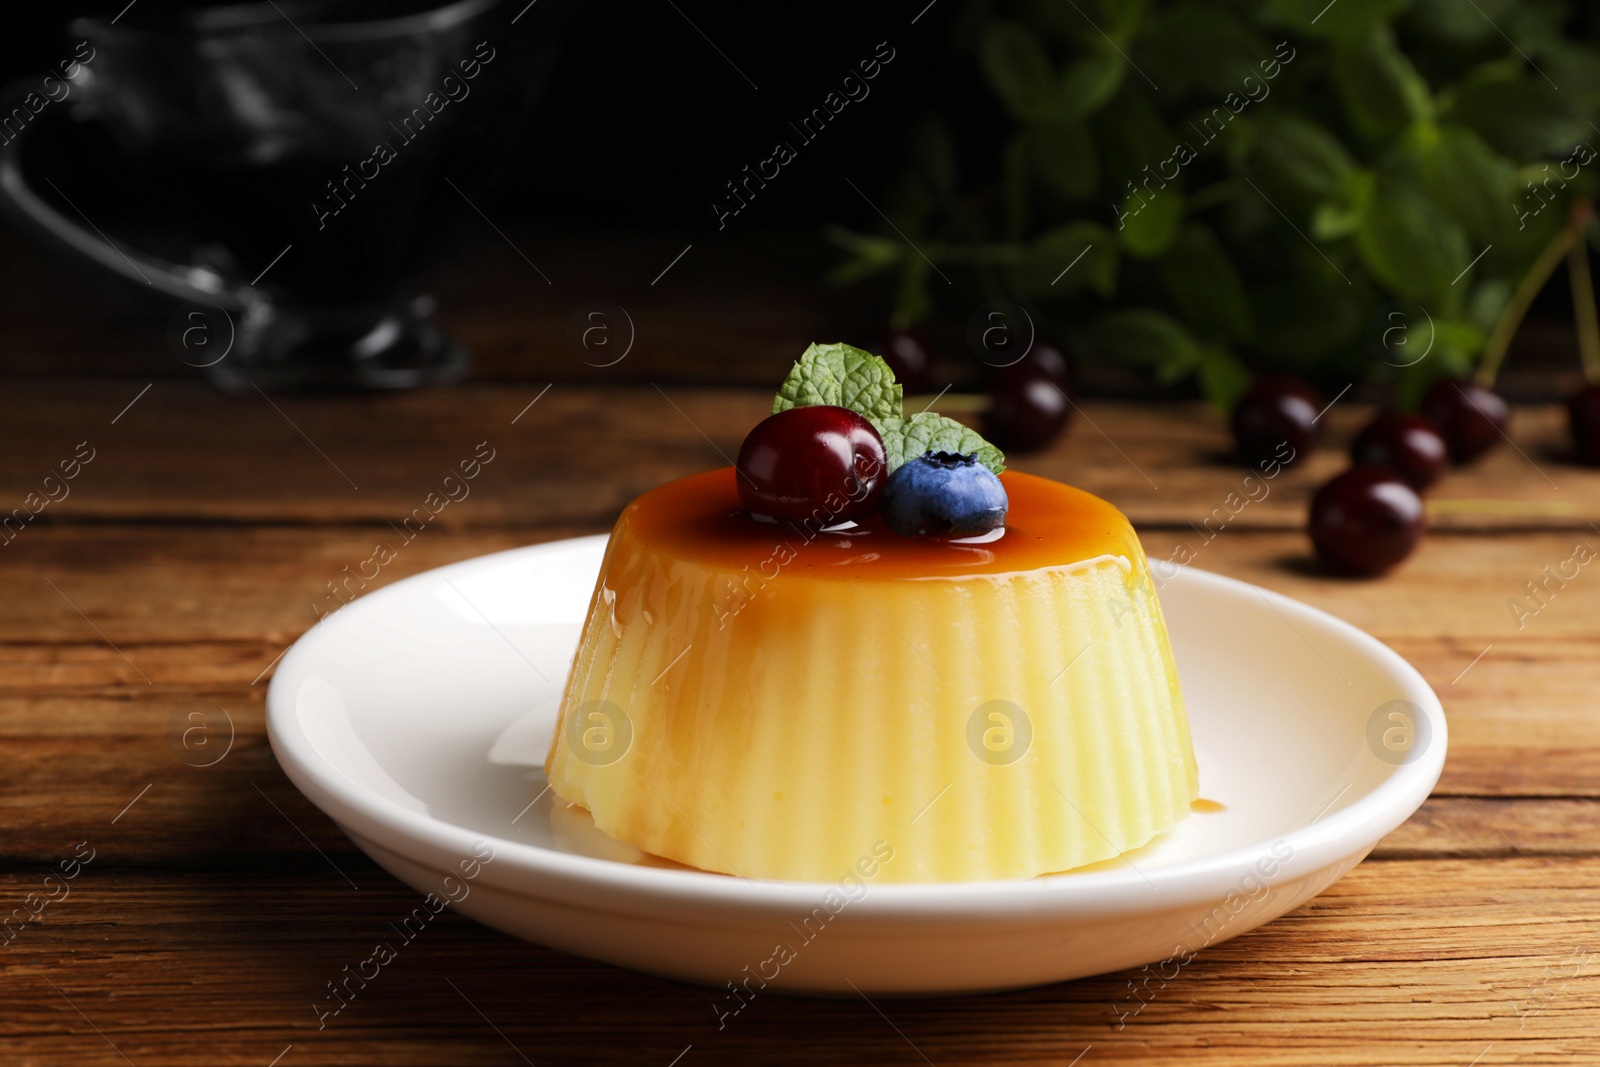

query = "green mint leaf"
[[1356, 177, 1469, 308], [1247, 112, 1356, 204], [1331, 27, 1433, 141], [1196, 344, 1252, 412], [1268, 0, 1405, 42], [873, 413, 1006, 475], [1117, 188, 1185, 260], [770, 344, 1006, 474], [1159, 223, 1253, 342], [978, 22, 1054, 121], [771, 342, 903, 423]]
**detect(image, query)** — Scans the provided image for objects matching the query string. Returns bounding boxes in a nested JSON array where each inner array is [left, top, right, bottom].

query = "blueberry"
[[881, 451, 1008, 538]]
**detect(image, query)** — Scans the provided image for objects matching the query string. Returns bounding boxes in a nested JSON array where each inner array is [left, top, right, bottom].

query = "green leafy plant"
[[829, 0, 1600, 407], [773, 343, 1007, 471]]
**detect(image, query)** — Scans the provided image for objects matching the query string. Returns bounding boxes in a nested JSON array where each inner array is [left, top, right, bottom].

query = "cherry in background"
[[985, 373, 1070, 452], [984, 340, 1073, 453], [1231, 374, 1322, 467], [1309, 465, 1425, 576], [993, 339, 1071, 387], [1350, 411, 1449, 491], [736, 406, 887, 524], [1568, 384, 1600, 466], [876, 330, 932, 396], [1421, 379, 1509, 464]]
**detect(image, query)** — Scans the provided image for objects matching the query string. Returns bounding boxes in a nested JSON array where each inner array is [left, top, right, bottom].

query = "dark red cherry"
[[1420, 379, 1509, 464], [1350, 411, 1449, 491], [1231, 374, 1322, 467], [876, 330, 932, 395], [1309, 465, 1425, 576], [994, 339, 1072, 388], [736, 406, 887, 524], [1567, 384, 1600, 466], [983, 368, 1071, 452]]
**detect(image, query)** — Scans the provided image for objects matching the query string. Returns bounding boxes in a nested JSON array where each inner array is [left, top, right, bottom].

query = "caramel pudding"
[[545, 467, 1196, 882]]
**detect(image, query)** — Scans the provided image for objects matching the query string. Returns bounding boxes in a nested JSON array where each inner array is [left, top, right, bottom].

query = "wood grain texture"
[[1, 862, 1597, 1065], [2, 389, 1598, 1064], [0, 227, 865, 385], [0, 381, 1596, 530]]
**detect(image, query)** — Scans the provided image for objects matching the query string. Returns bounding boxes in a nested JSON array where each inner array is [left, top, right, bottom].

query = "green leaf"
[[1026, 122, 1099, 202], [1501, 4, 1571, 57], [1147, 1, 1272, 98], [1506, 167, 1576, 251], [1310, 169, 1375, 241], [1247, 112, 1357, 207], [1159, 223, 1254, 341], [1391, 319, 1479, 400], [1407, 0, 1514, 42], [1085, 308, 1202, 382], [1356, 179, 1470, 307], [1434, 319, 1487, 361], [1092, 81, 1174, 190], [979, 22, 1054, 121], [1446, 74, 1591, 160], [1117, 188, 1185, 259], [824, 227, 903, 286], [1268, 0, 1407, 41], [1332, 29, 1434, 142], [1089, 0, 1146, 39], [1539, 40, 1600, 99], [1467, 278, 1512, 334], [1054, 52, 1127, 122], [1008, 222, 1118, 298], [1407, 125, 1519, 244], [1196, 344, 1252, 410], [1027, 0, 1145, 47], [771, 343, 904, 421], [873, 413, 1006, 474]]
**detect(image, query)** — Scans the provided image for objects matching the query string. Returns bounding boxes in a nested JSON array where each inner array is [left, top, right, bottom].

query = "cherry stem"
[[1475, 220, 1579, 389], [1568, 228, 1600, 385]]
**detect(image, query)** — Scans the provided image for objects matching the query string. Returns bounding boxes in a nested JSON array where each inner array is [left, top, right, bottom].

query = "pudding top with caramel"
[[612, 467, 1141, 580]]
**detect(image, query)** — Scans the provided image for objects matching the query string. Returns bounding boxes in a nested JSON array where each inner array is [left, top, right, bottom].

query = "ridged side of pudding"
[[545, 468, 1196, 882]]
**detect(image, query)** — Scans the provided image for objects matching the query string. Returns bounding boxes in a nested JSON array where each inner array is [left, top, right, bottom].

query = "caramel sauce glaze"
[[614, 467, 1141, 580]]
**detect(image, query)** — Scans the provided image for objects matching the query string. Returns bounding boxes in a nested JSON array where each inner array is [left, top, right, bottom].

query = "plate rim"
[[266, 534, 1446, 920]]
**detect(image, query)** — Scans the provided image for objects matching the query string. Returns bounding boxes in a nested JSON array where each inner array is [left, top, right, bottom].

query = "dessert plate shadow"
[[266, 534, 1445, 996]]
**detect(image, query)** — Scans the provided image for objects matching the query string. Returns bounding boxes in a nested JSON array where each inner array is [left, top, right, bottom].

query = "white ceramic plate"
[[266, 534, 1445, 996]]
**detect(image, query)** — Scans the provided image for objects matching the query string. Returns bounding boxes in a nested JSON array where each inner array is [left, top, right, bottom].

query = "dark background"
[[2, 0, 1596, 394], [0, 0, 975, 233], [0, 0, 996, 386]]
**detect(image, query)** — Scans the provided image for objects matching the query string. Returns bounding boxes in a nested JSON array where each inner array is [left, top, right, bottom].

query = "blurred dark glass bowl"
[[0, 0, 579, 391]]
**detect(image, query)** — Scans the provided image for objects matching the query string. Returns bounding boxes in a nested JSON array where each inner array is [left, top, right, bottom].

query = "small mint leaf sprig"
[[771, 342, 902, 422], [771, 343, 1006, 475]]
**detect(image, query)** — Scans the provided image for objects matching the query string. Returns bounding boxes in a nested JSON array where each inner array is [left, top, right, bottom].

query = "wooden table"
[[3, 373, 1598, 1066]]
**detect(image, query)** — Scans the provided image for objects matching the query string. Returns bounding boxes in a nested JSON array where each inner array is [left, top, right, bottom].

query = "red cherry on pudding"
[[1350, 411, 1449, 491], [1421, 378, 1509, 464], [736, 406, 887, 524], [1567, 384, 1600, 466], [1231, 374, 1322, 467], [1309, 465, 1425, 576]]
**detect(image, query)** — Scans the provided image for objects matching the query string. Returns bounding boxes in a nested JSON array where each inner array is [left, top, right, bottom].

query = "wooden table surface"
[[3, 371, 1599, 1066]]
